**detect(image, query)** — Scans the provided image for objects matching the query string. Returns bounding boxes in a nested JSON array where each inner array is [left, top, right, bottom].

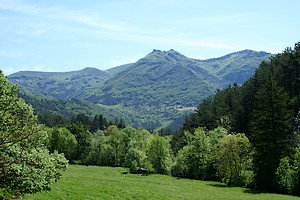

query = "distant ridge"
[[9, 49, 271, 130]]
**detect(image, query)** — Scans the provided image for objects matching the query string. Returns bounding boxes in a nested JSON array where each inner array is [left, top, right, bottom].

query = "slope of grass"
[[24, 165, 299, 200]]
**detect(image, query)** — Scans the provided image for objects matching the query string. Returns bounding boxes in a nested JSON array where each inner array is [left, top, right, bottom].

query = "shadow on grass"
[[207, 183, 231, 188], [243, 189, 262, 194], [208, 183, 262, 194]]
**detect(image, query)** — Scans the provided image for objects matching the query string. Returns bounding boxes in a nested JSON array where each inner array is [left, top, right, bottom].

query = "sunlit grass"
[[24, 165, 299, 200]]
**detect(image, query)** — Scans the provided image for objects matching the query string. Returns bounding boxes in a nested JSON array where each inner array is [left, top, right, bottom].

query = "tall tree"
[[146, 135, 172, 174], [0, 71, 67, 198], [250, 62, 295, 191]]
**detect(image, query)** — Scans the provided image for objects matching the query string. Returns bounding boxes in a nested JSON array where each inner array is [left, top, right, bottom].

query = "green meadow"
[[24, 165, 299, 200]]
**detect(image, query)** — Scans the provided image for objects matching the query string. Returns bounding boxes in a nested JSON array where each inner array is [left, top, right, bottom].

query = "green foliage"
[[47, 127, 77, 161], [0, 71, 68, 199], [183, 84, 243, 133], [276, 157, 294, 194], [146, 135, 172, 174], [125, 148, 147, 173], [250, 60, 295, 191], [123, 127, 153, 172], [66, 123, 91, 162], [215, 134, 253, 187], [172, 127, 230, 180], [85, 134, 113, 166], [182, 42, 300, 193], [109, 126, 130, 166], [84, 126, 174, 174]]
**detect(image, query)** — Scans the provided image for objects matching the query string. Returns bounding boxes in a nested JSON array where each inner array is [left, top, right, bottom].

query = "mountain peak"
[[152, 49, 163, 53], [81, 67, 102, 73], [141, 49, 187, 63]]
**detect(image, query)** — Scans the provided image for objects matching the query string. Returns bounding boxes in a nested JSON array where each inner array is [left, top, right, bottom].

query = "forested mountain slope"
[[9, 67, 111, 99], [8, 49, 271, 130], [91, 49, 270, 108]]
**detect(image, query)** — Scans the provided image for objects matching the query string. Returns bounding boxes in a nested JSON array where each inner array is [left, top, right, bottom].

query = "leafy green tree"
[[146, 135, 172, 174], [215, 134, 253, 186], [66, 123, 91, 162], [125, 147, 148, 173], [275, 157, 294, 194], [293, 146, 300, 195], [123, 127, 152, 172], [48, 127, 77, 161], [275, 147, 300, 195], [189, 128, 212, 179], [0, 71, 67, 198], [172, 128, 215, 180], [85, 135, 113, 166], [206, 127, 229, 179], [171, 144, 193, 178], [108, 126, 130, 166]]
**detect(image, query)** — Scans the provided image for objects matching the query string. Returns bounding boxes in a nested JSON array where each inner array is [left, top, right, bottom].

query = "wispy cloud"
[[0, 0, 241, 52], [0, 0, 128, 33]]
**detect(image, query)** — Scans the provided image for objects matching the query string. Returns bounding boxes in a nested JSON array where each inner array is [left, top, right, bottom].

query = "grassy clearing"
[[24, 165, 299, 200]]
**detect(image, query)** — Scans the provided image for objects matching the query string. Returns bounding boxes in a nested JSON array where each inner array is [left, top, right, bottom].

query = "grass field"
[[24, 165, 299, 200]]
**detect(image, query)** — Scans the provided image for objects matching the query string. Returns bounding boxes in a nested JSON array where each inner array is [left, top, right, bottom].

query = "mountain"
[[105, 63, 133, 76], [89, 49, 271, 107], [8, 49, 271, 130], [202, 49, 271, 86], [94, 49, 218, 107], [9, 67, 111, 99]]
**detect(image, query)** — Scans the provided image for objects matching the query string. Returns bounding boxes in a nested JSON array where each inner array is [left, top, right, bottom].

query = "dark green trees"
[[250, 61, 295, 191], [180, 42, 300, 193]]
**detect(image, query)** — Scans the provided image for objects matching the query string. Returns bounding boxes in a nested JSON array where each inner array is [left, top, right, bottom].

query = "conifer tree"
[[250, 62, 294, 191]]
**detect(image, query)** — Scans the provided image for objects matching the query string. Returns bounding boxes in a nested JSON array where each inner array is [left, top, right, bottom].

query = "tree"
[[275, 112, 300, 195], [250, 62, 295, 191], [85, 135, 113, 166], [0, 71, 67, 198], [47, 127, 77, 161], [172, 128, 216, 180], [108, 126, 129, 166], [146, 135, 172, 174], [66, 123, 91, 162], [215, 134, 253, 186], [124, 127, 152, 172], [275, 157, 294, 194]]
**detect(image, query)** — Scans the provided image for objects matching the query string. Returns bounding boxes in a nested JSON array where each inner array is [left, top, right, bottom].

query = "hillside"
[[9, 67, 111, 99], [94, 49, 271, 108], [105, 63, 133, 76], [94, 49, 218, 108], [8, 49, 271, 130]]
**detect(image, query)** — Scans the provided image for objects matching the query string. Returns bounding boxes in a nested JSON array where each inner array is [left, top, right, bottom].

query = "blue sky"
[[0, 0, 299, 75]]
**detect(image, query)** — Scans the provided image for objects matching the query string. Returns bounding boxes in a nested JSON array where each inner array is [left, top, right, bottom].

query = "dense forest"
[[1, 43, 300, 199], [181, 42, 300, 193]]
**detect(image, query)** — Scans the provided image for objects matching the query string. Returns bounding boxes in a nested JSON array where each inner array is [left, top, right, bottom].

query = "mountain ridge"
[[8, 49, 272, 130]]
